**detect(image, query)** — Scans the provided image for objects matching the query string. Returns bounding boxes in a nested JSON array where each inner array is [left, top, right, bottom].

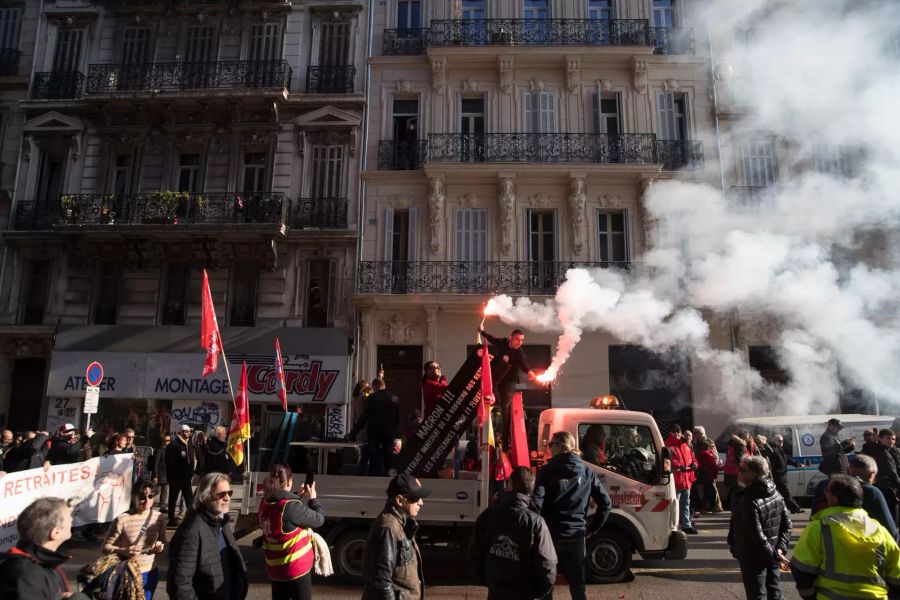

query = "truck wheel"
[[333, 528, 368, 584], [586, 529, 633, 583]]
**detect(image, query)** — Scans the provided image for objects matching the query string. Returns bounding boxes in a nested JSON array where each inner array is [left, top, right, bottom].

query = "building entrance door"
[[376, 345, 423, 435]]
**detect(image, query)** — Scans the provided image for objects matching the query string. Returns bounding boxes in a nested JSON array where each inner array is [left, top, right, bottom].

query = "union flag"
[[200, 270, 221, 378], [227, 361, 251, 465]]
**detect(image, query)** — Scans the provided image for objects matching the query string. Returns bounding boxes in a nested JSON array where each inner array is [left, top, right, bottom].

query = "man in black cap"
[[819, 418, 856, 476], [362, 473, 430, 600]]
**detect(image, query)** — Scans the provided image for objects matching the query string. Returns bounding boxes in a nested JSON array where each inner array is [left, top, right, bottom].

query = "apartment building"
[[0, 0, 366, 456]]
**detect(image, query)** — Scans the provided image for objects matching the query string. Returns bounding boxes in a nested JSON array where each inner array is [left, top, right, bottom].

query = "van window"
[[578, 423, 659, 485], [717, 424, 795, 457], [539, 423, 551, 450]]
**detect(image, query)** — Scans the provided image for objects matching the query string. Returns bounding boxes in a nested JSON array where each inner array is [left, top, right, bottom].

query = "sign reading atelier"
[[396, 349, 509, 478]]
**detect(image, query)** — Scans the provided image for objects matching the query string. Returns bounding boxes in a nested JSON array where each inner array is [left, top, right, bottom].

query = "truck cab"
[[536, 399, 687, 581]]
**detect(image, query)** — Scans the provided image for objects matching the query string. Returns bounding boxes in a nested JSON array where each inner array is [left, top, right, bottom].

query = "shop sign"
[[45, 398, 81, 433]]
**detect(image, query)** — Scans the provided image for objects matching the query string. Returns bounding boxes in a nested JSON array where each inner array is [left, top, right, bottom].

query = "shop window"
[[162, 264, 190, 325], [229, 262, 258, 326], [22, 260, 50, 324]]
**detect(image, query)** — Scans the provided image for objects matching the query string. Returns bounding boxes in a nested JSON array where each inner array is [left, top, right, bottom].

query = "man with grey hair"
[[849, 454, 899, 540], [168, 472, 248, 600], [202, 425, 232, 476], [0, 497, 89, 600], [728, 455, 792, 599], [769, 434, 802, 514]]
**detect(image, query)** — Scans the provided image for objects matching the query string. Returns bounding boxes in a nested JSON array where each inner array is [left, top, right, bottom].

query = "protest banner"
[[0, 455, 133, 551]]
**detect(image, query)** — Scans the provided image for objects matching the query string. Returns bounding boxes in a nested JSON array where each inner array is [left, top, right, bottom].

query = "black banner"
[[396, 349, 509, 477]]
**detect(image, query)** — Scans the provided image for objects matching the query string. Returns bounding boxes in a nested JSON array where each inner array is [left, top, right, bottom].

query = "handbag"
[[79, 511, 154, 600]]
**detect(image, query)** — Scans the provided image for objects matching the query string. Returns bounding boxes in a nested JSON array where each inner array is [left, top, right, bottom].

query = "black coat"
[[0, 542, 74, 600], [167, 509, 248, 600], [266, 490, 325, 531], [728, 478, 792, 568], [166, 436, 195, 482], [202, 437, 231, 475], [768, 445, 798, 476], [350, 389, 400, 440], [468, 492, 557, 600], [480, 330, 532, 390], [532, 452, 612, 539], [819, 430, 852, 475], [3, 434, 50, 472], [867, 443, 900, 492]]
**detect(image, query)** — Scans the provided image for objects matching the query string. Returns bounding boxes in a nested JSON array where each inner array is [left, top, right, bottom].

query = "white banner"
[[0, 455, 134, 551]]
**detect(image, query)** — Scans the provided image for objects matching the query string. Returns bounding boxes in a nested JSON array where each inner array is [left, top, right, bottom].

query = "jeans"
[[141, 568, 159, 600], [271, 572, 312, 600], [156, 482, 169, 513], [739, 562, 783, 600], [677, 488, 693, 529], [551, 534, 586, 600]]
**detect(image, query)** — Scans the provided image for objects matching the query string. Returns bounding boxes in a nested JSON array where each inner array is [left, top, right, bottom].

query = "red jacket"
[[697, 448, 722, 481], [665, 434, 697, 491], [422, 375, 448, 416]]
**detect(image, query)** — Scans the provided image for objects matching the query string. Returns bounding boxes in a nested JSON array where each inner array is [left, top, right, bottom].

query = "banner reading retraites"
[[396, 350, 509, 478], [0, 455, 133, 551]]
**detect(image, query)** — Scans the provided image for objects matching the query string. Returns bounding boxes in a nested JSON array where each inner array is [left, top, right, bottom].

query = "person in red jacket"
[[697, 438, 724, 513], [421, 360, 448, 417], [665, 425, 699, 534]]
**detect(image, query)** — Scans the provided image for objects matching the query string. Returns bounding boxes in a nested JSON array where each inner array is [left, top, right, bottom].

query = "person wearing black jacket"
[[867, 429, 900, 524], [3, 431, 50, 472], [468, 466, 557, 600], [728, 455, 792, 600], [769, 435, 802, 513], [819, 418, 855, 475], [478, 328, 538, 451], [167, 472, 248, 600], [532, 431, 612, 600], [348, 378, 399, 476], [202, 427, 232, 475], [46, 424, 93, 466], [166, 425, 197, 521]]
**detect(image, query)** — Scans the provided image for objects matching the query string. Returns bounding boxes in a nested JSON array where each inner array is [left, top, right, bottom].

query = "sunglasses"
[[139, 493, 155, 501], [213, 490, 234, 500]]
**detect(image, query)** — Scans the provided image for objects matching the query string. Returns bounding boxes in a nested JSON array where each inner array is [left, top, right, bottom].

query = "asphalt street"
[[56, 509, 811, 599]]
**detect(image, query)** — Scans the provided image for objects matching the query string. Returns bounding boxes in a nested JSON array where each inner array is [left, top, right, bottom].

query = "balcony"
[[378, 140, 427, 170], [727, 186, 774, 204], [292, 197, 348, 229], [656, 140, 704, 170], [358, 261, 641, 295], [85, 60, 291, 95], [305, 65, 355, 93], [32, 72, 85, 100], [428, 133, 657, 165], [428, 19, 650, 47], [384, 29, 430, 55], [14, 191, 288, 229], [651, 27, 695, 55], [0, 48, 21, 76]]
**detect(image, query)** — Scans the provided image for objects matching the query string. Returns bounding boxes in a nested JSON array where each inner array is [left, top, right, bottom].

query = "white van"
[[715, 414, 897, 502]]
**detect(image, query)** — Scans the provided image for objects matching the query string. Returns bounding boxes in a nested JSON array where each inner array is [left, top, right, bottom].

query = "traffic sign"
[[86, 362, 104, 387], [84, 385, 100, 414]]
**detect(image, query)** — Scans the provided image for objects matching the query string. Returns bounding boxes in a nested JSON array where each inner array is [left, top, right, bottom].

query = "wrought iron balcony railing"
[[656, 140, 704, 170], [727, 186, 775, 204], [305, 65, 355, 93], [14, 191, 288, 229], [0, 48, 21, 76], [32, 71, 85, 99], [428, 133, 657, 164], [378, 140, 428, 170], [85, 60, 292, 94], [428, 19, 650, 47], [358, 261, 642, 294], [384, 28, 430, 55], [293, 197, 348, 229], [650, 27, 695, 55]]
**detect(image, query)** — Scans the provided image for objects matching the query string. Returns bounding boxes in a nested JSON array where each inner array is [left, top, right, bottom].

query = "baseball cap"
[[59, 423, 76, 434], [179, 424, 193, 432], [386, 472, 432, 501], [827, 418, 843, 429]]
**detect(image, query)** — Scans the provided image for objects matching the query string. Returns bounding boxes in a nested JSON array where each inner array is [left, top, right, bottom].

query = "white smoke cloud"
[[488, 0, 900, 417]]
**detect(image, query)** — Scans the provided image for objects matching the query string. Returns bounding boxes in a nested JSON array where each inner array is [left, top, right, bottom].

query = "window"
[[384, 207, 418, 293], [749, 345, 789, 385], [657, 91, 688, 141], [0, 8, 21, 49], [22, 261, 50, 325], [242, 152, 268, 193], [455, 208, 488, 261], [229, 263, 258, 327], [121, 27, 152, 63], [593, 93, 620, 135], [740, 141, 776, 187], [814, 145, 852, 178], [598, 211, 627, 264], [524, 91, 556, 133], [319, 22, 350, 66], [460, 97, 485, 161], [529, 210, 556, 292], [177, 153, 201, 193], [588, 0, 613, 20], [184, 26, 215, 62], [392, 98, 419, 143], [162, 264, 189, 325], [36, 151, 64, 209], [524, 0, 549, 19], [577, 423, 660, 485], [310, 146, 344, 198], [653, 0, 677, 28], [53, 29, 83, 71], [113, 152, 138, 195], [306, 260, 332, 327], [397, 0, 421, 29], [247, 23, 280, 61], [94, 263, 120, 325], [461, 0, 486, 20]]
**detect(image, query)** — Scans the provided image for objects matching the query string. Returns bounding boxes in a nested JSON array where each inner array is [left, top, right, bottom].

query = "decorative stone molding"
[[427, 176, 445, 254], [306, 129, 350, 147], [381, 313, 417, 344], [569, 176, 587, 255], [296, 129, 305, 157], [597, 78, 614, 92], [528, 192, 552, 208], [633, 59, 648, 94], [457, 193, 479, 208], [238, 129, 277, 145], [462, 78, 480, 92], [388, 194, 415, 208], [663, 78, 680, 92], [22, 136, 34, 161], [598, 192, 623, 208], [498, 177, 516, 256], [498, 56, 514, 94], [3, 337, 53, 359], [430, 56, 447, 94], [736, 316, 782, 345], [528, 78, 546, 92], [565, 56, 581, 94], [396, 80, 415, 93]]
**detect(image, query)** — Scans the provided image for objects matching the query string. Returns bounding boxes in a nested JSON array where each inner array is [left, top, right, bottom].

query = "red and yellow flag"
[[274, 338, 288, 413], [200, 270, 221, 378], [227, 362, 251, 465]]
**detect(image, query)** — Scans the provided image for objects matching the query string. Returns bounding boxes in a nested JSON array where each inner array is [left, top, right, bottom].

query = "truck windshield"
[[578, 423, 659, 485]]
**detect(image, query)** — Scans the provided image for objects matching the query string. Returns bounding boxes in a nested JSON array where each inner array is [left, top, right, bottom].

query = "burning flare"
[[535, 370, 556, 384]]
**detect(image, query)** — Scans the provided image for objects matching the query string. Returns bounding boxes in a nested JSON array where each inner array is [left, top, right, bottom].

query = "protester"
[[202, 426, 232, 475], [3, 430, 50, 472], [0, 429, 13, 469], [682, 429, 700, 520], [0, 497, 89, 600], [580, 424, 607, 467], [123, 428, 137, 453], [696, 438, 724, 513], [152, 433, 171, 514], [848, 454, 899, 540], [102, 480, 167, 600], [362, 473, 429, 600], [477, 328, 539, 451], [532, 431, 612, 600], [468, 466, 557, 600], [690, 427, 708, 513], [862, 428, 880, 455], [46, 424, 93, 465], [665, 425, 698, 534], [350, 379, 373, 476], [723, 428, 749, 509], [106, 433, 130, 455], [348, 378, 399, 476], [421, 360, 449, 417], [791, 474, 900, 599], [167, 472, 248, 600], [258, 463, 325, 600], [768, 434, 802, 514], [867, 428, 900, 524], [819, 418, 855, 476], [727, 456, 792, 600], [166, 425, 196, 522]]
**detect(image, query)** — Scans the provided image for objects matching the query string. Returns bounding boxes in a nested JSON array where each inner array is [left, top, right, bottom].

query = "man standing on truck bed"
[[478, 327, 538, 451], [348, 378, 400, 476], [532, 431, 612, 600], [819, 418, 855, 476]]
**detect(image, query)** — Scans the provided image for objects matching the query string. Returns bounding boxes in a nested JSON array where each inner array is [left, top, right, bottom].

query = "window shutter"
[[524, 92, 535, 133], [540, 92, 556, 133], [475, 208, 487, 261], [384, 207, 394, 260], [407, 206, 418, 261], [657, 92, 675, 141], [621, 209, 629, 262], [592, 91, 601, 134], [455, 208, 467, 260], [0, 9, 20, 50]]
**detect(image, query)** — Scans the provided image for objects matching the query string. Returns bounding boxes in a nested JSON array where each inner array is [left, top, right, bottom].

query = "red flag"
[[480, 342, 494, 425], [509, 392, 530, 469], [200, 270, 221, 378], [274, 338, 288, 413], [227, 362, 251, 465]]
